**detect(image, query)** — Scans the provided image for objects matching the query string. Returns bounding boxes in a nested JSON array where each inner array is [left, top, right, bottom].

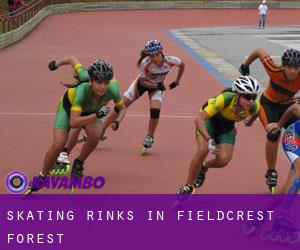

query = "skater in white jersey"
[[102, 39, 185, 155]]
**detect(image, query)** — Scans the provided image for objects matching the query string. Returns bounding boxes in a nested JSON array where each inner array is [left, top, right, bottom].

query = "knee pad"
[[150, 108, 160, 119], [114, 106, 120, 114], [288, 178, 300, 194]]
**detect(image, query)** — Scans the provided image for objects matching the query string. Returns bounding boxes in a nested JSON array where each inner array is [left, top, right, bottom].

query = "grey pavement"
[[171, 25, 300, 92]]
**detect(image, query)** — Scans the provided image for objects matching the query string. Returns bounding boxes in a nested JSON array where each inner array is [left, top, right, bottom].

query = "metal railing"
[[0, 0, 77, 33], [1, 0, 44, 33]]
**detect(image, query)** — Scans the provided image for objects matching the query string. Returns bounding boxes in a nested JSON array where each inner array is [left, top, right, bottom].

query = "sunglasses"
[[241, 94, 257, 101]]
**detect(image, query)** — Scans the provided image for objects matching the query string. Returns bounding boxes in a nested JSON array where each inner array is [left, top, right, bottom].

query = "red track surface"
[[1, 9, 300, 193]]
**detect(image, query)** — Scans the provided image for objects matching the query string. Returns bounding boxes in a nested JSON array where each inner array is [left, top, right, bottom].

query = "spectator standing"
[[258, 0, 268, 29]]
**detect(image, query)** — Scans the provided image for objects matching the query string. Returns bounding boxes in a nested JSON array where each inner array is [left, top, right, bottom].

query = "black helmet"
[[88, 59, 113, 82], [281, 49, 300, 67]]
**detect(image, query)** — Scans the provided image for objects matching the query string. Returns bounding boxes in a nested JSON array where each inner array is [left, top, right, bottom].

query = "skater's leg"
[[204, 143, 234, 169]]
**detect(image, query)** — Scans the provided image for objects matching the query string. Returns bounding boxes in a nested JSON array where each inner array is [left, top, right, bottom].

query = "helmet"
[[144, 39, 163, 55], [87, 59, 113, 82], [232, 76, 260, 94], [281, 49, 300, 67]]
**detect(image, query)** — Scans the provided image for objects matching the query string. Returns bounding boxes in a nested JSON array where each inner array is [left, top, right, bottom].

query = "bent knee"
[[196, 146, 209, 156], [86, 134, 101, 144], [215, 156, 232, 168]]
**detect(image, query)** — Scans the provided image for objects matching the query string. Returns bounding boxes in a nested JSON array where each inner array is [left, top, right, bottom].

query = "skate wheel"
[[140, 147, 147, 156], [24, 188, 32, 195], [78, 135, 87, 143], [268, 185, 276, 194], [260, 229, 272, 241], [100, 133, 107, 141], [241, 223, 257, 237], [270, 232, 280, 242], [61, 164, 70, 175], [270, 186, 276, 194], [279, 235, 288, 243], [50, 163, 70, 176], [70, 187, 75, 194], [288, 232, 300, 244]]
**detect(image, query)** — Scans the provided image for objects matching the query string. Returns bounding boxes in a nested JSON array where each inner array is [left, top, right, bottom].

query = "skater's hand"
[[111, 120, 119, 131], [96, 106, 110, 119], [169, 81, 179, 90], [157, 82, 166, 91], [267, 127, 281, 142], [208, 139, 219, 155], [239, 64, 250, 76], [48, 60, 58, 71]]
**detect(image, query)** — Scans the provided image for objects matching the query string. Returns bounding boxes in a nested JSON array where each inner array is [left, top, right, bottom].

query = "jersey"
[[282, 120, 300, 164], [63, 63, 123, 116], [202, 92, 260, 123], [138, 55, 181, 83], [261, 56, 300, 103]]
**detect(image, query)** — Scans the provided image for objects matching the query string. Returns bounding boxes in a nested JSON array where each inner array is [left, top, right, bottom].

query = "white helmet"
[[232, 76, 260, 94]]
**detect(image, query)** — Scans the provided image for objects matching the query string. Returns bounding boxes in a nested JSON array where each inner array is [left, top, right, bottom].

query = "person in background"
[[258, 0, 268, 29], [7, 0, 26, 15]]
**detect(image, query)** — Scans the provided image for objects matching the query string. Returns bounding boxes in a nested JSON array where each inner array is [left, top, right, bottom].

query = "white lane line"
[[0, 112, 195, 119]]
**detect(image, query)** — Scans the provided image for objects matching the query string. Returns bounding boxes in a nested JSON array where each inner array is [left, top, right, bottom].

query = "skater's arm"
[[112, 104, 126, 130], [115, 103, 126, 123], [244, 112, 259, 127], [175, 61, 185, 85], [70, 106, 111, 128], [278, 104, 300, 129], [196, 94, 226, 140], [56, 56, 81, 69], [267, 104, 300, 142], [105, 103, 126, 131], [244, 100, 261, 127], [195, 111, 211, 141], [70, 111, 97, 128], [243, 48, 269, 67], [139, 78, 163, 90], [48, 56, 82, 71]]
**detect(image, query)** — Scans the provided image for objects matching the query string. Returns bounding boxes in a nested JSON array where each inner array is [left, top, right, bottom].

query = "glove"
[[169, 81, 179, 90], [239, 64, 250, 76], [96, 106, 110, 119], [267, 127, 281, 142], [111, 120, 120, 131], [48, 60, 58, 71], [208, 139, 217, 152], [157, 82, 166, 91]]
